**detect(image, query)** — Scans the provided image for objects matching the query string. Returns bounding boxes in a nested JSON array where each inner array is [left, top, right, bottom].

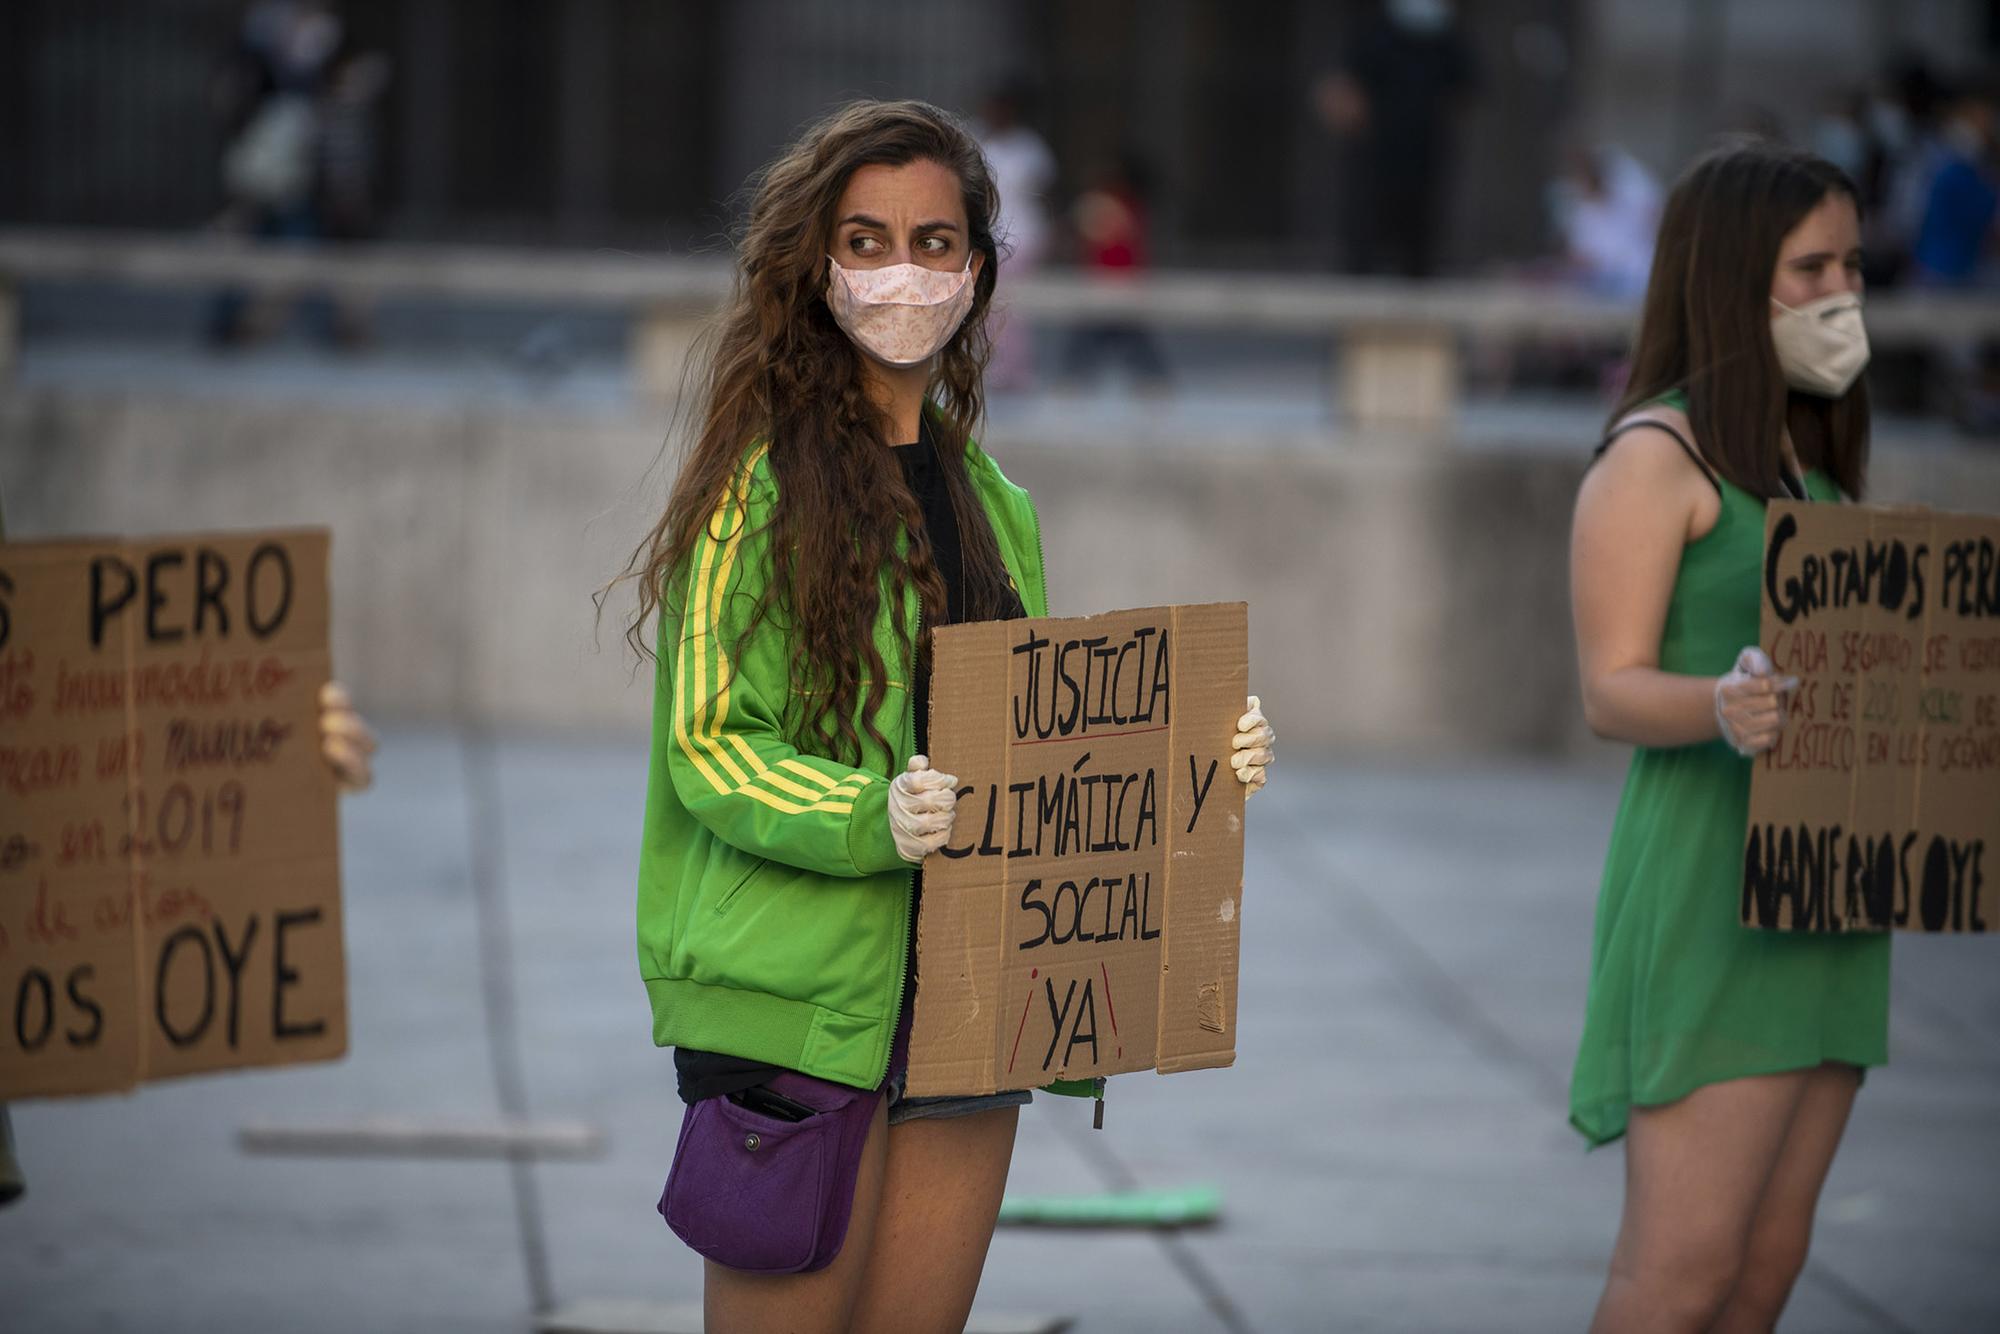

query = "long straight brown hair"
[[613, 99, 1018, 767], [1613, 138, 1871, 499]]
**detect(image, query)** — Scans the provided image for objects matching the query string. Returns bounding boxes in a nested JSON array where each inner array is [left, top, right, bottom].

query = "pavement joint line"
[[1269, 802, 1929, 1333], [461, 728, 558, 1316], [1043, 1099, 1257, 1334], [1888, 972, 2000, 1064], [534, 1300, 1071, 1334], [1801, 1259, 1923, 1334], [236, 1119, 606, 1159], [1205, 1247, 1611, 1274], [1269, 806, 1571, 1110]]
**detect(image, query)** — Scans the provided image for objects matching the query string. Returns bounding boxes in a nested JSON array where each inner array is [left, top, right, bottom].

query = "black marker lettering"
[[1187, 756, 1218, 833]]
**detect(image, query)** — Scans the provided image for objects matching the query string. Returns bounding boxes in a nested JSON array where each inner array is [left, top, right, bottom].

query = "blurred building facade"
[[0, 0, 1995, 271]]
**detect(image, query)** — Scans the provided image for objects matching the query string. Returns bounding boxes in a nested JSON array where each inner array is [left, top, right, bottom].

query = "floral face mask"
[[824, 256, 976, 368]]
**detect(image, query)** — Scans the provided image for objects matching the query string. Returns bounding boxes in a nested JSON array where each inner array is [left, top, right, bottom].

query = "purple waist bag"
[[658, 1068, 883, 1274]]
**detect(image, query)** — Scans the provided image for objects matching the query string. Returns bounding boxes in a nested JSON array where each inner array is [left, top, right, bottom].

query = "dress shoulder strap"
[[1593, 418, 1723, 498]]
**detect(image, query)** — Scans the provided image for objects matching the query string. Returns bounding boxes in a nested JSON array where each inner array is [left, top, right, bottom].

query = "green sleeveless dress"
[[1568, 426, 1891, 1147]]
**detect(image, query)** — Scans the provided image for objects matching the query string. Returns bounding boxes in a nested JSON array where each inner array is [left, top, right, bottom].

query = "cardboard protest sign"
[[907, 603, 1247, 1097], [1745, 502, 1999, 933], [0, 530, 346, 1099]]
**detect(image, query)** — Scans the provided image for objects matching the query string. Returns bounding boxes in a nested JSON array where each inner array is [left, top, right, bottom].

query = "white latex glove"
[[1230, 695, 1275, 797], [1714, 647, 1798, 758], [318, 681, 377, 792], [888, 755, 959, 863]]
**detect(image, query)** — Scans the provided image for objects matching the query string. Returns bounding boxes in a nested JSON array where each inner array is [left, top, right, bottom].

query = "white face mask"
[[1769, 292, 1869, 398], [824, 257, 976, 368]]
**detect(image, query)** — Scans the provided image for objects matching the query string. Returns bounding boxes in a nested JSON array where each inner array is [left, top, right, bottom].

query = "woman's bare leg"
[[1590, 1071, 1810, 1334], [1711, 1063, 1861, 1333], [845, 1106, 1021, 1334]]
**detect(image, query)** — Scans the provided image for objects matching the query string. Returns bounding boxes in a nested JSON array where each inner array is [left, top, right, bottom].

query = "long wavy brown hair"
[[1613, 138, 1870, 499], [614, 99, 1019, 767]]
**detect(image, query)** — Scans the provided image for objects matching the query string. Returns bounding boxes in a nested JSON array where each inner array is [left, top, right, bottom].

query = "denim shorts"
[[882, 1065, 1031, 1126]]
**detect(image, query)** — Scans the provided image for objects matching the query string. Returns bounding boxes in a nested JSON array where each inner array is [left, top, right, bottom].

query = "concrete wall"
[[6, 384, 1999, 756], [0, 388, 668, 733]]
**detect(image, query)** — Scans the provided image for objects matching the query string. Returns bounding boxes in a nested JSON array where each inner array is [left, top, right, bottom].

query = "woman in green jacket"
[[620, 101, 1273, 1334]]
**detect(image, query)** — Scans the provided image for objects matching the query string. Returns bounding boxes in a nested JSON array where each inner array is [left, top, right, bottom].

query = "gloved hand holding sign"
[[1714, 647, 1798, 758], [889, 755, 960, 862], [1232, 695, 1275, 797]]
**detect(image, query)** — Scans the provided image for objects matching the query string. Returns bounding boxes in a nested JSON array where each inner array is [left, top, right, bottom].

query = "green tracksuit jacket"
[[637, 431, 1053, 1090]]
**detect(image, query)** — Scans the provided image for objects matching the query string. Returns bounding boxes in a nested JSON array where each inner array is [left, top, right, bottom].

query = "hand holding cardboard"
[[889, 755, 959, 862], [1231, 695, 1274, 797], [318, 682, 377, 792], [1716, 647, 1798, 757]]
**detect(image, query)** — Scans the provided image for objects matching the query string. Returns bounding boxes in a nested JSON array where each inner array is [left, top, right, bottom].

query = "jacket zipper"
[[1025, 489, 1049, 618]]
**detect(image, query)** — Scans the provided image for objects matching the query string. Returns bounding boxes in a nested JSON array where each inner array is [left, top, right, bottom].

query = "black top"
[[672, 422, 1024, 1104], [898, 420, 971, 753]]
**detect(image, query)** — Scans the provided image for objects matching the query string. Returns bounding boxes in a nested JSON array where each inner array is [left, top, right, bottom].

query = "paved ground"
[[3, 732, 1996, 1333]]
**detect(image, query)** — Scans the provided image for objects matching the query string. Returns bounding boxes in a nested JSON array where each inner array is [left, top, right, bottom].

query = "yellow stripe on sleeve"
[[671, 444, 868, 818]]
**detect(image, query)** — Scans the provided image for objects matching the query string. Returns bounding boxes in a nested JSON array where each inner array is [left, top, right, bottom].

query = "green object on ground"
[[997, 1185, 1221, 1228]]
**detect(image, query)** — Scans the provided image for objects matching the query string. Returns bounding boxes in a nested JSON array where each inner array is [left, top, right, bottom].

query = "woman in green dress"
[[1570, 140, 1886, 1333]]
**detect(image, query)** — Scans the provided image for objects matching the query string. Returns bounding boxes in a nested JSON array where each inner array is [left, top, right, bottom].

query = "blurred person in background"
[[973, 77, 1056, 392], [1910, 74, 2000, 286], [1059, 150, 1170, 392], [211, 0, 345, 236], [1312, 0, 1475, 277], [1808, 88, 1873, 189], [1909, 74, 2000, 430], [1873, 58, 1951, 286], [1549, 142, 1662, 300], [1570, 140, 1883, 1334], [317, 50, 391, 244], [1833, 60, 1945, 409], [1475, 140, 1658, 398], [207, 1, 342, 346], [614, 100, 1272, 1334], [207, 0, 387, 350], [315, 49, 393, 347]]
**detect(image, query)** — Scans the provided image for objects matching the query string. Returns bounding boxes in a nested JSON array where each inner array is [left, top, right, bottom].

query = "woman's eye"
[[850, 235, 882, 256], [918, 236, 948, 254]]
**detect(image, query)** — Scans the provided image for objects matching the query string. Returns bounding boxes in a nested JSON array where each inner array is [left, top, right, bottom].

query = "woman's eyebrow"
[[1786, 250, 1839, 265], [835, 213, 961, 233]]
